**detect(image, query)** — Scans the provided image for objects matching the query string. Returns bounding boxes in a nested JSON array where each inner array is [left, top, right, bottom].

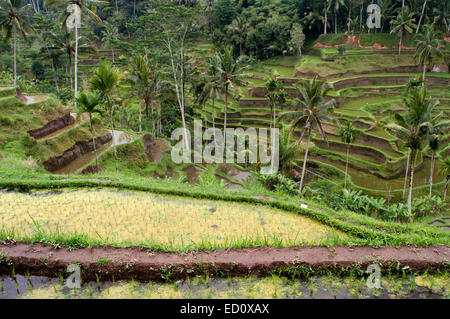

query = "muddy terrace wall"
[[293, 65, 423, 79], [27, 113, 75, 139], [333, 76, 450, 90], [43, 134, 112, 172], [313, 139, 387, 164]]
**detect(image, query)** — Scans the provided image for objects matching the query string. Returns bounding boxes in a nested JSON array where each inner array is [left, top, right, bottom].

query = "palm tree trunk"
[[422, 62, 427, 85], [407, 149, 416, 216], [271, 103, 277, 172], [139, 102, 142, 133], [89, 113, 99, 168], [109, 101, 118, 173], [223, 85, 229, 151], [299, 128, 312, 195], [13, 25, 17, 87], [402, 0, 405, 8], [416, 0, 427, 33], [403, 148, 410, 199], [75, 26, 79, 106], [360, 3, 363, 33], [345, 145, 349, 189], [151, 100, 155, 134], [429, 151, 435, 197], [324, 1, 328, 34], [111, 47, 115, 64], [398, 34, 402, 56], [444, 178, 448, 201], [335, 12, 338, 34], [115, 0, 119, 14], [212, 96, 217, 147]]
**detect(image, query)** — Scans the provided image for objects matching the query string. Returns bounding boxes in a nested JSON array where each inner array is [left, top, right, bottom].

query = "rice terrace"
[[0, 0, 449, 308]]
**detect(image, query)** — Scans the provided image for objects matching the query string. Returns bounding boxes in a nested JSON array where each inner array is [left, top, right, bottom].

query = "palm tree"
[[414, 24, 443, 84], [44, 0, 105, 103], [439, 158, 450, 201], [216, 47, 248, 148], [265, 77, 287, 130], [196, 54, 223, 144], [278, 126, 301, 175], [77, 91, 102, 168], [338, 120, 358, 189], [128, 53, 160, 131], [101, 22, 119, 63], [279, 77, 336, 194], [228, 15, 250, 56], [385, 87, 439, 216], [89, 63, 121, 173], [0, 0, 34, 87], [390, 7, 416, 56], [416, 0, 427, 33], [44, 29, 96, 89], [328, 0, 345, 34], [428, 136, 439, 197], [323, 0, 329, 34]]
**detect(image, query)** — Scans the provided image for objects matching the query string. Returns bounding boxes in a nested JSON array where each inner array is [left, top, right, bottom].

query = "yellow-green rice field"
[[0, 189, 348, 250]]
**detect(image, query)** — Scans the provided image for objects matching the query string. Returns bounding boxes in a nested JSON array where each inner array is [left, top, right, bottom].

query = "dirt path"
[[1, 244, 448, 282]]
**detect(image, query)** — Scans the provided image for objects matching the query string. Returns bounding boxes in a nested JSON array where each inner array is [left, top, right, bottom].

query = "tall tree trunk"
[[348, 5, 352, 33], [324, 1, 328, 34], [444, 178, 449, 201], [89, 113, 99, 168], [416, 0, 427, 33], [139, 102, 142, 133], [271, 102, 277, 172], [429, 151, 435, 197], [299, 128, 311, 196], [111, 47, 115, 64], [360, 2, 363, 32], [109, 101, 118, 173], [403, 148, 410, 199], [335, 12, 338, 34], [402, 0, 405, 9], [398, 34, 402, 56], [151, 100, 155, 133], [345, 144, 349, 189], [223, 84, 228, 152], [133, 0, 136, 18], [212, 96, 217, 148], [75, 26, 79, 106], [115, 0, 119, 14], [422, 61, 427, 85], [13, 25, 17, 87], [407, 149, 416, 216]]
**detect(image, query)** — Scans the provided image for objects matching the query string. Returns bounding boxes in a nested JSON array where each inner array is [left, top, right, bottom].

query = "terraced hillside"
[[196, 41, 450, 199]]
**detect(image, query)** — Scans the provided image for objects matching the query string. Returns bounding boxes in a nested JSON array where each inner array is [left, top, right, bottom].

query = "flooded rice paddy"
[[1, 274, 448, 299]]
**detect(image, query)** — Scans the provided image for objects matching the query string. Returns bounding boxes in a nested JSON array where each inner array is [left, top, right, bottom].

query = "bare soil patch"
[[0, 244, 448, 282]]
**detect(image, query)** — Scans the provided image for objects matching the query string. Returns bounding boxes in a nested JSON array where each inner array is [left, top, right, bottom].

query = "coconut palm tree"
[[278, 125, 301, 175], [416, 0, 427, 33], [385, 87, 439, 216], [265, 77, 287, 129], [279, 77, 336, 195], [44, 29, 96, 89], [338, 120, 358, 189], [323, 0, 329, 34], [228, 15, 251, 56], [44, 0, 105, 103], [428, 136, 439, 197], [128, 53, 160, 130], [196, 54, 223, 144], [439, 158, 450, 201], [76, 91, 102, 168], [414, 24, 443, 84], [0, 0, 34, 87], [89, 63, 121, 173], [390, 7, 416, 56], [216, 47, 248, 148], [328, 0, 345, 34], [101, 22, 119, 63]]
